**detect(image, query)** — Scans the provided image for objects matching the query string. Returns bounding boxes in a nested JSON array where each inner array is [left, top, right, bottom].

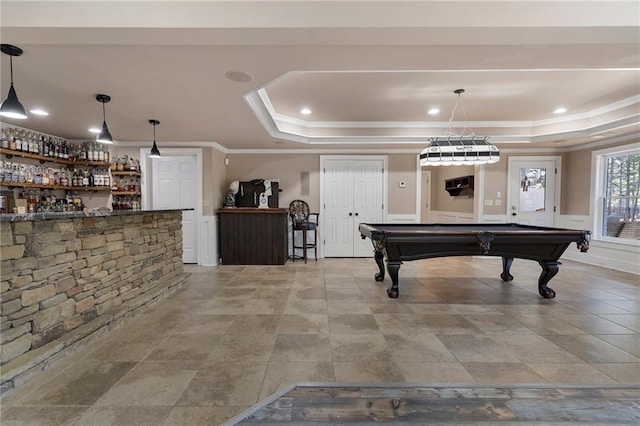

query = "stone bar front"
[[0, 210, 189, 395]]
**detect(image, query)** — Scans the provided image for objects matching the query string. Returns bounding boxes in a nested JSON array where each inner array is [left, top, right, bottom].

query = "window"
[[595, 145, 640, 242], [519, 167, 546, 212]]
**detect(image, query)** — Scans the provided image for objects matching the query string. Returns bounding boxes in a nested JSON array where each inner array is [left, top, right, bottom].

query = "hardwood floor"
[[230, 383, 640, 424]]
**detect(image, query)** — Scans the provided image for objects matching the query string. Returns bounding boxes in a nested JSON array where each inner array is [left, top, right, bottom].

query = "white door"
[[322, 158, 385, 257], [151, 156, 198, 263], [420, 170, 431, 223], [508, 158, 558, 227], [323, 160, 354, 257]]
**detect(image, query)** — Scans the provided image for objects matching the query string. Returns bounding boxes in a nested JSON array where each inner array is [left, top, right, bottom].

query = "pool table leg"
[[538, 261, 560, 299], [374, 250, 385, 282], [501, 257, 514, 281], [386, 261, 401, 298]]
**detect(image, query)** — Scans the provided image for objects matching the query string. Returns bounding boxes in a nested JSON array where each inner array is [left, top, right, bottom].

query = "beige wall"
[[561, 138, 640, 216], [224, 153, 418, 215], [225, 153, 320, 211], [113, 137, 640, 220], [387, 154, 418, 215], [425, 164, 475, 213], [199, 147, 227, 216], [483, 160, 508, 215], [562, 149, 591, 215]]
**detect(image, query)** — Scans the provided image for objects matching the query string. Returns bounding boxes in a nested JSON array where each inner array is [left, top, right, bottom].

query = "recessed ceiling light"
[[300, 108, 312, 115], [427, 108, 440, 115], [225, 71, 253, 83], [553, 107, 567, 114], [30, 109, 49, 116], [88, 127, 101, 134]]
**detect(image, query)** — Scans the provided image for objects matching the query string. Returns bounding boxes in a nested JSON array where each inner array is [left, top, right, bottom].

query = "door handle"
[[512, 212, 517, 216]]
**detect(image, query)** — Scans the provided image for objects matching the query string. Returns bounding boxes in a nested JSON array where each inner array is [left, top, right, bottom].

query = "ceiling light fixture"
[[0, 44, 28, 119], [95, 94, 114, 144], [553, 107, 567, 114], [420, 89, 499, 167], [300, 107, 312, 115], [88, 127, 101, 134], [30, 109, 49, 116], [225, 71, 253, 83], [427, 108, 440, 115], [149, 119, 161, 158]]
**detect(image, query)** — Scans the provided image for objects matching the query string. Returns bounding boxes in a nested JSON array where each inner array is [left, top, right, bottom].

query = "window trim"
[[590, 141, 640, 246]]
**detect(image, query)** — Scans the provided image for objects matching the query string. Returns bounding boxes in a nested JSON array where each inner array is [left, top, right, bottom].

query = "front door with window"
[[508, 157, 559, 227]]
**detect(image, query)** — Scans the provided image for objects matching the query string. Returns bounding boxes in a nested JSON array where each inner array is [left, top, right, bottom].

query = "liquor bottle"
[[0, 129, 8, 149], [60, 167, 69, 187], [26, 166, 33, 184], [41, 167, 49, 185], [27, 132, 33, 153], [103, 146, 109, 163], [79, 142, 86, 161], [30, 133, 37, 154]]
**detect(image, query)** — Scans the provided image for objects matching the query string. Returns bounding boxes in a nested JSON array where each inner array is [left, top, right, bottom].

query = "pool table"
[[359, 223, 590, 299]]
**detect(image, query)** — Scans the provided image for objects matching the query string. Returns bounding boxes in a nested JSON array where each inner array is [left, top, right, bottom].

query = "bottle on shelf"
[[1, 129, 8, 149]]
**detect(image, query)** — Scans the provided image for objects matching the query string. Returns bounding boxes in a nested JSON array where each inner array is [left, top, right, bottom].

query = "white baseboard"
[[200, 215, 219, 266], [430, 210, 474, 224], [386, 214, 419, 223], [481, 214, 508, 223]]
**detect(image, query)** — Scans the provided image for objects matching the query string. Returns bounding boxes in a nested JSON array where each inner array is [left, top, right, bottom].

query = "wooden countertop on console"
[[218, 207, 288, 214]]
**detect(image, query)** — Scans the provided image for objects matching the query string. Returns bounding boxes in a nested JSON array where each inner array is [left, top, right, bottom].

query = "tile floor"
[[1, 256, 639, 425]]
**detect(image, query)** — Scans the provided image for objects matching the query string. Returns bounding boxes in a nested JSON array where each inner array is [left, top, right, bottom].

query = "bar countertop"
[[0, 208, 191, 223]]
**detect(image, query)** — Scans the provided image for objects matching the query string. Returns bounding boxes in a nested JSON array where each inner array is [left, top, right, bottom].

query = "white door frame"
[[140, 147, 204, 265], [419, 169, 431, 223], [320, 155, 388, 258], [507, 155, 562, 226]]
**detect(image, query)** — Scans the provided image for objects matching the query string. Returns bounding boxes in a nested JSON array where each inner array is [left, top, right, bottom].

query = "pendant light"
[[95, 94, 114, 144], [420, 89, 500, 166], [0, 44, 28, 119], [149, 119, 161, 158]]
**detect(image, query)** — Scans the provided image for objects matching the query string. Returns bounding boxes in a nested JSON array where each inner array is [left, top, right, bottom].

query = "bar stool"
[[288, 199, 319, 263]]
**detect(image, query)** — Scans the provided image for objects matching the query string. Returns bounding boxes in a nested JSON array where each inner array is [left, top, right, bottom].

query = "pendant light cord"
[[445, 90, 474, 138], [9, 55, 14, 85]]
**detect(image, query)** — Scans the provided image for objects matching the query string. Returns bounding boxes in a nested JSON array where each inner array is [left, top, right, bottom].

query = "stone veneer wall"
[[0, 211, 189, 395]]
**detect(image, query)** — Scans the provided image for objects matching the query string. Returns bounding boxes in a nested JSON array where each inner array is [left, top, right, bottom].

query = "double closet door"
[[322, 157, 386, 257]]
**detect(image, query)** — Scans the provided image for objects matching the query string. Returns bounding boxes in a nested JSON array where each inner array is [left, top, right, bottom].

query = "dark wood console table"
[[218, 207, 288, 265]]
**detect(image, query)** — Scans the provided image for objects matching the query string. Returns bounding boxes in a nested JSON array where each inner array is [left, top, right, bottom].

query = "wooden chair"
[[289, 200, 319, 263]]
